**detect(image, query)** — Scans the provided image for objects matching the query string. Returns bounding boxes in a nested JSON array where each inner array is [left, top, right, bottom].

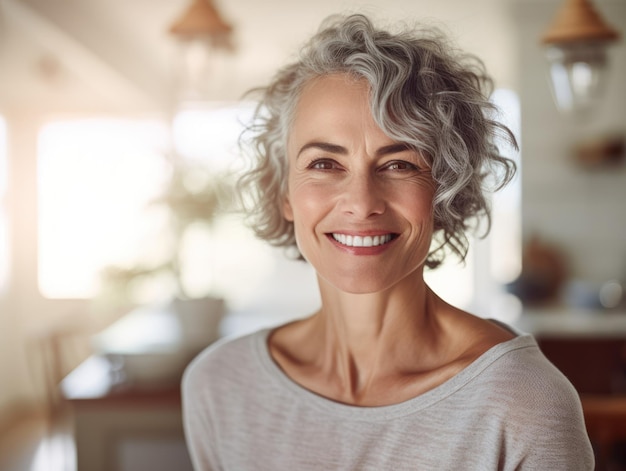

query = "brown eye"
[[382, 160, 418, 171], [309, 159, 339, 170]]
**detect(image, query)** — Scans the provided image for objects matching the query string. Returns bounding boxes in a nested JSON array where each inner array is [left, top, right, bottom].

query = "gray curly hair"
[[238, 13, 516, 268]]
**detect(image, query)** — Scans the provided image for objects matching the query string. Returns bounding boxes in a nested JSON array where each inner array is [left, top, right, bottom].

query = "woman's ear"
[[282, 197, 294, 222]]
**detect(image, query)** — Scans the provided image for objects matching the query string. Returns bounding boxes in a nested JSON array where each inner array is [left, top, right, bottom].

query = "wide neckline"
[[253, 323, 536, 421]]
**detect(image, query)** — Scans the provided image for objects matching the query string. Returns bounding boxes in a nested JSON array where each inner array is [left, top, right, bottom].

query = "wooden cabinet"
[[538, 338, 626, 395], [518, 311, 626, 471]]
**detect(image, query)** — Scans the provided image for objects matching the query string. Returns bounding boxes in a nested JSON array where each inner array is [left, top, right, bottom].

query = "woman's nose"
[[337, 173, 386, 218]]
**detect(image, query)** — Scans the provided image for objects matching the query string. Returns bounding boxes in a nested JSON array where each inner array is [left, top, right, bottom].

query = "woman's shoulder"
[[471, 330, 582, 410], [464, 329, 594, 468], [182, 328, 269, 391]]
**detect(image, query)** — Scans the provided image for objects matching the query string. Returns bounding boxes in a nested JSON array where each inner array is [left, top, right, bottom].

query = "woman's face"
[[283, 74, 436, 294]]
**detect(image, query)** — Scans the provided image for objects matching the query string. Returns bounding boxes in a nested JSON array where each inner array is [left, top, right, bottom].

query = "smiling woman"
[[182, 13, 594, 471]]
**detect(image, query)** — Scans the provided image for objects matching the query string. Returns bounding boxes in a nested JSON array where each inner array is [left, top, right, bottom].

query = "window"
[[479, 88, 522, 322], [37, 118, 170, 298], [489, 88, 522, 286], [172, 104, 252, 172], [35, 107, 319, 325], [0, 116, 8, 294]]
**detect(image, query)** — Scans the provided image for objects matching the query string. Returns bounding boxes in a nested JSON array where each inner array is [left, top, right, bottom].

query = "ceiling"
[[0, 0, 528, 115]]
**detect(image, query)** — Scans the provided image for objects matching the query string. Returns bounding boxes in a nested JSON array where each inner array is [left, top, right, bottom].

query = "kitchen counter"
[[514, 307, 626, 338]]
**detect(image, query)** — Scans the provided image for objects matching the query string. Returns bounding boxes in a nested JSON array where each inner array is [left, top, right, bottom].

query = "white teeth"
[[332, 233, 393, 247]]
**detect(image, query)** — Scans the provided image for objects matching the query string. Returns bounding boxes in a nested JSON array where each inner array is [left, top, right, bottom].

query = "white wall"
[[513, 0, 626, 284]]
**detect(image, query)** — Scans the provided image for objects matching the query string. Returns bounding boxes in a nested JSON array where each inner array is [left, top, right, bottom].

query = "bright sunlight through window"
[[172, 103, 254, 171], [489, 88, 522, 285], [38, 119, 170, 298], [0, 116, 8, 294]]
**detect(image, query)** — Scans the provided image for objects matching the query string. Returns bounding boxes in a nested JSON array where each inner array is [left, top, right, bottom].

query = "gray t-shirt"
[[182, 326, 594, 470]]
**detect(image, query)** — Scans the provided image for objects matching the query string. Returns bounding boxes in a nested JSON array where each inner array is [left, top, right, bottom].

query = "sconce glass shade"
[[172, 37, 228, 107], [541, 0, 619, 115], [169, 0, 233, 110], [544, 40, 610, 114]]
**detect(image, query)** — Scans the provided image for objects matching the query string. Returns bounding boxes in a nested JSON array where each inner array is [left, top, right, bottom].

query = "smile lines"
[[331, 233, 396, 248]]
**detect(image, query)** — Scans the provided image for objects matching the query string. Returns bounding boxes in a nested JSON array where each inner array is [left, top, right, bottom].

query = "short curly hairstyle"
[[238, 13, 517, 268]]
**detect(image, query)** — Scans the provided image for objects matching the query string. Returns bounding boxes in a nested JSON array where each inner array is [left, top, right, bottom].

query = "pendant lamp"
[[169, 0, 233, 108], [541, 0, 620, 115]]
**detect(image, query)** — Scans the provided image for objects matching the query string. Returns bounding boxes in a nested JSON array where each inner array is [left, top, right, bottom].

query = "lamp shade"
[[542, 0, 619, 45], [168, 0, 234, 109], [169, 0, 232, 38], [541, 0, 620, 115]]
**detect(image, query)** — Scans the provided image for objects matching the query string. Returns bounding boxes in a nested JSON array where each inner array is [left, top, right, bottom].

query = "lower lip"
[[326, 234, 397, 255]]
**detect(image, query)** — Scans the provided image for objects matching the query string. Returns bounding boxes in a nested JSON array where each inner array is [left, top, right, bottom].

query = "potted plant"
[[98, 156, 232, 356]]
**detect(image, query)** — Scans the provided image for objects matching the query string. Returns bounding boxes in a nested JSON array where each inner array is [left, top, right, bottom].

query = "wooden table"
[[61, 355, 193, 471]]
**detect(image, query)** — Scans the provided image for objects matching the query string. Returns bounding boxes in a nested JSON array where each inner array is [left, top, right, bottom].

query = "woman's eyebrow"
[[375, 143, 412, 157], [296, 141, 413, 159], [297, 141, 347, 158]]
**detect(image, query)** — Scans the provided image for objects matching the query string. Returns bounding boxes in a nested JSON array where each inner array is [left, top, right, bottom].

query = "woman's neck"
[[316, 273, 435, 346], [269, 272, 514, 406], [303, 274, 451, 403]]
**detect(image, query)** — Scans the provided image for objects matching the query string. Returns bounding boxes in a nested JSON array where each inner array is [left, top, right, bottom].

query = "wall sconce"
[[541, 0, 620, 115], [169, 0, 234, 110]]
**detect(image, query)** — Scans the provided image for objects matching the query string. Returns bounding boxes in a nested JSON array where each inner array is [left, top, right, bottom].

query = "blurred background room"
[[0, 0, 624, 470]]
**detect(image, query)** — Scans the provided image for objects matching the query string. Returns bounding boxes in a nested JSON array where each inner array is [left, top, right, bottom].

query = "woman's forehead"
[[287, 76, 390, 149]]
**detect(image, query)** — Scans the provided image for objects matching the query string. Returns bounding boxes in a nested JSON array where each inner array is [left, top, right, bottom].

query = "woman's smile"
[[329, 232, 397, 249]]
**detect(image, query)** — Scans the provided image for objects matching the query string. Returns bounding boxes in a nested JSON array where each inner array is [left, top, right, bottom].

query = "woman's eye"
[[309, 159, 338, 170], [383, 161, 418, 171]]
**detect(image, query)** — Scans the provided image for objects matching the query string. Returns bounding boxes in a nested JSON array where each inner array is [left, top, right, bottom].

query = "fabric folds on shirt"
[[182, 326, 594, 470]]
